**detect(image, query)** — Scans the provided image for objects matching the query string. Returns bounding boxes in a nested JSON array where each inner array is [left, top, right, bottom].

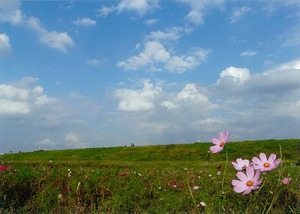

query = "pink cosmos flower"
[[252, 153, 281, 171], [210, 130, 230, 153], [0, 165, 8, 171], [231, 166, 262, 195], [193, 185, 201, 190], [282, 177, 291, 185], [232, 158, 250, 170]]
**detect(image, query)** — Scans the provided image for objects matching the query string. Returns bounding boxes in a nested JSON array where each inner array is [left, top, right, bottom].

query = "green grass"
[[0, 139, 299, 213], [2, 139, 299, 162]]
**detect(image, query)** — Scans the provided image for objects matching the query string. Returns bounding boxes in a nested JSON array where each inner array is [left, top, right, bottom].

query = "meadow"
[[0, 139, 299, 213]]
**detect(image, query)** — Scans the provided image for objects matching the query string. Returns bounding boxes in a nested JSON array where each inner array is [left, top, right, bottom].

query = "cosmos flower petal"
[[252, 157, 263, 165], [274, 159, 281, 166], [218, 132, 224, 141], [231, 179, 245, 187], [268, 154, 276, 162], [234, 185, 248, 193], [253, 169, 261, 181], [210, 145, 221, 153], [243, 188, 252, 195], [236, 171, 248, 182], [211, 138, 220, 145], [223, 130, 230, 141], [259, 153, 267, 162], [246, 166, 254, 179], [236, 158, 243, 165]]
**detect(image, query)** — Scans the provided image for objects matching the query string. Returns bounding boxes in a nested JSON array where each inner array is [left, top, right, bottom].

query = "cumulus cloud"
[[37, 138, 56, 147], [229, 6, 251, 23], [217, 66, 251, 85], [177, 0, 225, 25], [214, 60, 300, 113], [261, 0, 300, 13], [117, 41, 170, 71], [63, 132, 90, 148], [114, 81, 162, 111], [98, 0, 159, 17], [0, 0, 23, 25], [145, 27, 186, 41], [162, 83, 218, 112], [117, 41, 210, 73], [240, 51, 257, 57], [279, 24, 300, 47], [0, 33, 11, 56], [73, 17, 96, 27], [0, 0, 73, 52], [86, 59, 100, 65], [64, 132, 80, 143], [144, 18, 158, 25], [0, 77, 56, 115], [26, 17, 73, 53], [2, 60, 300, 152]]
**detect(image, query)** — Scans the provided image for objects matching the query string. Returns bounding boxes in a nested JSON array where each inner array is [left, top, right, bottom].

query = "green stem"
[[221, 147, 228, 192], [243, 176, 267, 213], [187, 180, 199, 214]]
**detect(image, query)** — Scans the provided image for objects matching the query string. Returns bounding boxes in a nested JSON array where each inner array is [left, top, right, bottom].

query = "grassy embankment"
[[0, 139, 299, 213]]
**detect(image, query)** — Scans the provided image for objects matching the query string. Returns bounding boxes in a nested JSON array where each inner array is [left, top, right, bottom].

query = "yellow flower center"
[[264, 163, 270, 168], [246, 180, 253, 186], [219, 141, 225, 147]]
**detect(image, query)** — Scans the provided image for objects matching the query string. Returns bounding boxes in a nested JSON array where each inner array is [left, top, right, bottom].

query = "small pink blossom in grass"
[[0, 165, 8, 171], [210, 130, 230, 153], [193, 185, 201, 190], [282, 177, 291, 185], [252, 153, 281, 171], [232, 158, 250, 170], [231, 166, 262, 195]]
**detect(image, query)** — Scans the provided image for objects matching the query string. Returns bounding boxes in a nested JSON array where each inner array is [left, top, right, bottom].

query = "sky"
[[0, 0, 300, 153]]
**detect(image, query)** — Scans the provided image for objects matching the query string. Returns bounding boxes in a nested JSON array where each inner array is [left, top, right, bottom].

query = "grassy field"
[[0, 139, 299, 213]]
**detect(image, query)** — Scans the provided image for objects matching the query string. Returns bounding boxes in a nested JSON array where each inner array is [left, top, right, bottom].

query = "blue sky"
[[0, 0, 300, 153]]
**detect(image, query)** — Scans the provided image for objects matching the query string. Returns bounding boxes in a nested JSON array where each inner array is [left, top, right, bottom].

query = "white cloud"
[[114, 81, 162, 111], [214, 61, 300, 111], [177, 0, 225, 25], [0, 1, 73, 52], [98, 0, 159, 17], [165, 48, 210, 73], [37, 138, 56, 147], [160, 100, 176, 109], [217, 66, 251, 85], [117, 41, 210, 73], [26, 17, 73, 53], [86, 59, 100, 65], [144, 18, 158, 25], [279, 24, 300, 47], [0, 98, 30, 115], [2, 60, 300, 152], [64, 132, 90, 149], [240, 51, 257, 57], [0, 0, 23, 25], [64, 132, 80, 143], [164, 83, 218, 111], [261, 0, 300, 13], [264, 59, 300, 73], [117, 41, 170, 71], [0, 33, 11, 56], [229, 6, 251, 23], [0, 77, 56, 115], [145, 27, 184, 41], [98, 6, 116, 17], [73, 17, 96, 27]]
